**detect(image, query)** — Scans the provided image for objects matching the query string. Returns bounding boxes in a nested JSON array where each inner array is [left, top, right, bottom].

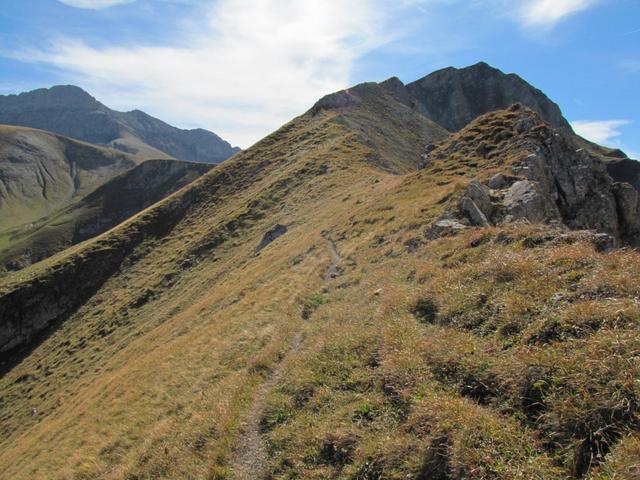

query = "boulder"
[[466, 180, 493, 218], [426, 219, 468, 240], [256, 224, 287, 252], [488, 173, 518, 190], [459, 197, 490, 227], [503, 180, 560, 223]]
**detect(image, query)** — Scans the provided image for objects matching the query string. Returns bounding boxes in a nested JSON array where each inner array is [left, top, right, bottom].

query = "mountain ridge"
[[0, 85, 240, 163], [0, 63, 639, 479], [0, 158, 211, 273]]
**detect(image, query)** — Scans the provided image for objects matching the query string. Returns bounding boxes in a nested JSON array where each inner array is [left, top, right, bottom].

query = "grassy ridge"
[[0, 94, 638, 480]]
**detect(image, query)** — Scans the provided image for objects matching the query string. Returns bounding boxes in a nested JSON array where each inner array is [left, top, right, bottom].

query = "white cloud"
[[519, 0, 598, 27], [17, 0, 410, 147], [571, 119, 630, 145], [11, 0, 607, 147], [58, 0, 135, 9]]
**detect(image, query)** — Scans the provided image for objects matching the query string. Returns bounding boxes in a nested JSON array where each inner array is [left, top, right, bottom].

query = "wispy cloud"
[[617, 58, 640, 73], [58, 0, 135, 9], [18, 0, 414, 147], [518, 0, 598, 27], [6, 0, 613, 147], [571, 119, 630, 144]]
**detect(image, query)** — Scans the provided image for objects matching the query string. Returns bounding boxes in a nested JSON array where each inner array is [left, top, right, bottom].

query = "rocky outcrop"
[[502, 180, 560, 223], [425, 218, 468, 240], [426, 107, 640, 246], [256, 224, 287, 252], [605, 157, 640, 192], [0, 85, 239, 163]]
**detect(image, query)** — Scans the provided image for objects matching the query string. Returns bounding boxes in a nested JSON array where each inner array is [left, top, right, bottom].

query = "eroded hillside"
[[0, 78, 638, 480], [0, 158, 211, 273], [0, 125, 137, 232]]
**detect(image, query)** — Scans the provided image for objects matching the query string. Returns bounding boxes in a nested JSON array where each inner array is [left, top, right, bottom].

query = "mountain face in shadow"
[[402, 61, 573, 133]]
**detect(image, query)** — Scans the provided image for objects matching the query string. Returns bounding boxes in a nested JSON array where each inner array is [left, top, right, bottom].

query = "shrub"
[[301, 293, 325, 320], [411, 296, 439, 324]]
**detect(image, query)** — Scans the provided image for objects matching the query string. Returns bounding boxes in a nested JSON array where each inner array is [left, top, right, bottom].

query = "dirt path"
[[231, 236, 339, 477], [324, 237, 343, 281], [230, 333, 302, 479]]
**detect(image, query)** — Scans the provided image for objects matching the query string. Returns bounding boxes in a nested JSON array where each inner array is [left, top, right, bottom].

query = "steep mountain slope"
[[384, 61, 638, 166], [0, 125, 137, 232], [0, 85, 240, 163], [0, 159, 211, 273], [403, 61, 572, 133], [0, 75, 639, 480]]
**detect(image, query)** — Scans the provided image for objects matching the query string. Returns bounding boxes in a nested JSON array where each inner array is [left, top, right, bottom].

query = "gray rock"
[[591, 233, 616, 252], [512, 134, 621, 239], [488, 173, 518, 190], [606, 158, 640, 191], [459, 197, 490, 227], [424, 143, 438, 154], [503, 180, 560, 223], [612, 182, 640, 240], [405, 62, 572, 133], [256, 224, 287, 252], [426, 219, 468, 240], [465, 180, 493, 218]]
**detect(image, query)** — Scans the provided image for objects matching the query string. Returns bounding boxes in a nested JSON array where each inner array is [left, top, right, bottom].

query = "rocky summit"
[[0, 62, 639, 480]]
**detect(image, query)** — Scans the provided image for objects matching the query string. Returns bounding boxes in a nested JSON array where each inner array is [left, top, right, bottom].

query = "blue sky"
[[0, 0, 638, 154]]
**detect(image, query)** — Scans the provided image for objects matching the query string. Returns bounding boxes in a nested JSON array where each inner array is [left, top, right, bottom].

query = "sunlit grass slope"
[[0, 84, 638, 480]]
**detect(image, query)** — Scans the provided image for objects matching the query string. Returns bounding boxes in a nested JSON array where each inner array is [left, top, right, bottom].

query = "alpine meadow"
[[0, 1, 639, 479]]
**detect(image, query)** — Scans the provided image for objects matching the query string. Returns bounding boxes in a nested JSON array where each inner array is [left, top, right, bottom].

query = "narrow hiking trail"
[[230, 332, 303, 479], [230, 238, 342, 478]]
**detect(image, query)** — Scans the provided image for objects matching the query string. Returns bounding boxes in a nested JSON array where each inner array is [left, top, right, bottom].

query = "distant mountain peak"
[[0, 86, 239, 163]]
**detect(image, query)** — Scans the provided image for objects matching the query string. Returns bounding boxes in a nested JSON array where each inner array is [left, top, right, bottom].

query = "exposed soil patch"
[[324, 236, 343, 281]]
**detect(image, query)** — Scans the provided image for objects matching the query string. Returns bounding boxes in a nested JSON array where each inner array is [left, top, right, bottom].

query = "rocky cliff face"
[[405, 62, 572, 133], [605, 157, 640, 192], [426, 105, 640, 246], [0, 86, 239, 163]]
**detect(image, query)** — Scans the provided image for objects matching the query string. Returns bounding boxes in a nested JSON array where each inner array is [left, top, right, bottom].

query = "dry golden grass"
[[1, 102, 639, 480]]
